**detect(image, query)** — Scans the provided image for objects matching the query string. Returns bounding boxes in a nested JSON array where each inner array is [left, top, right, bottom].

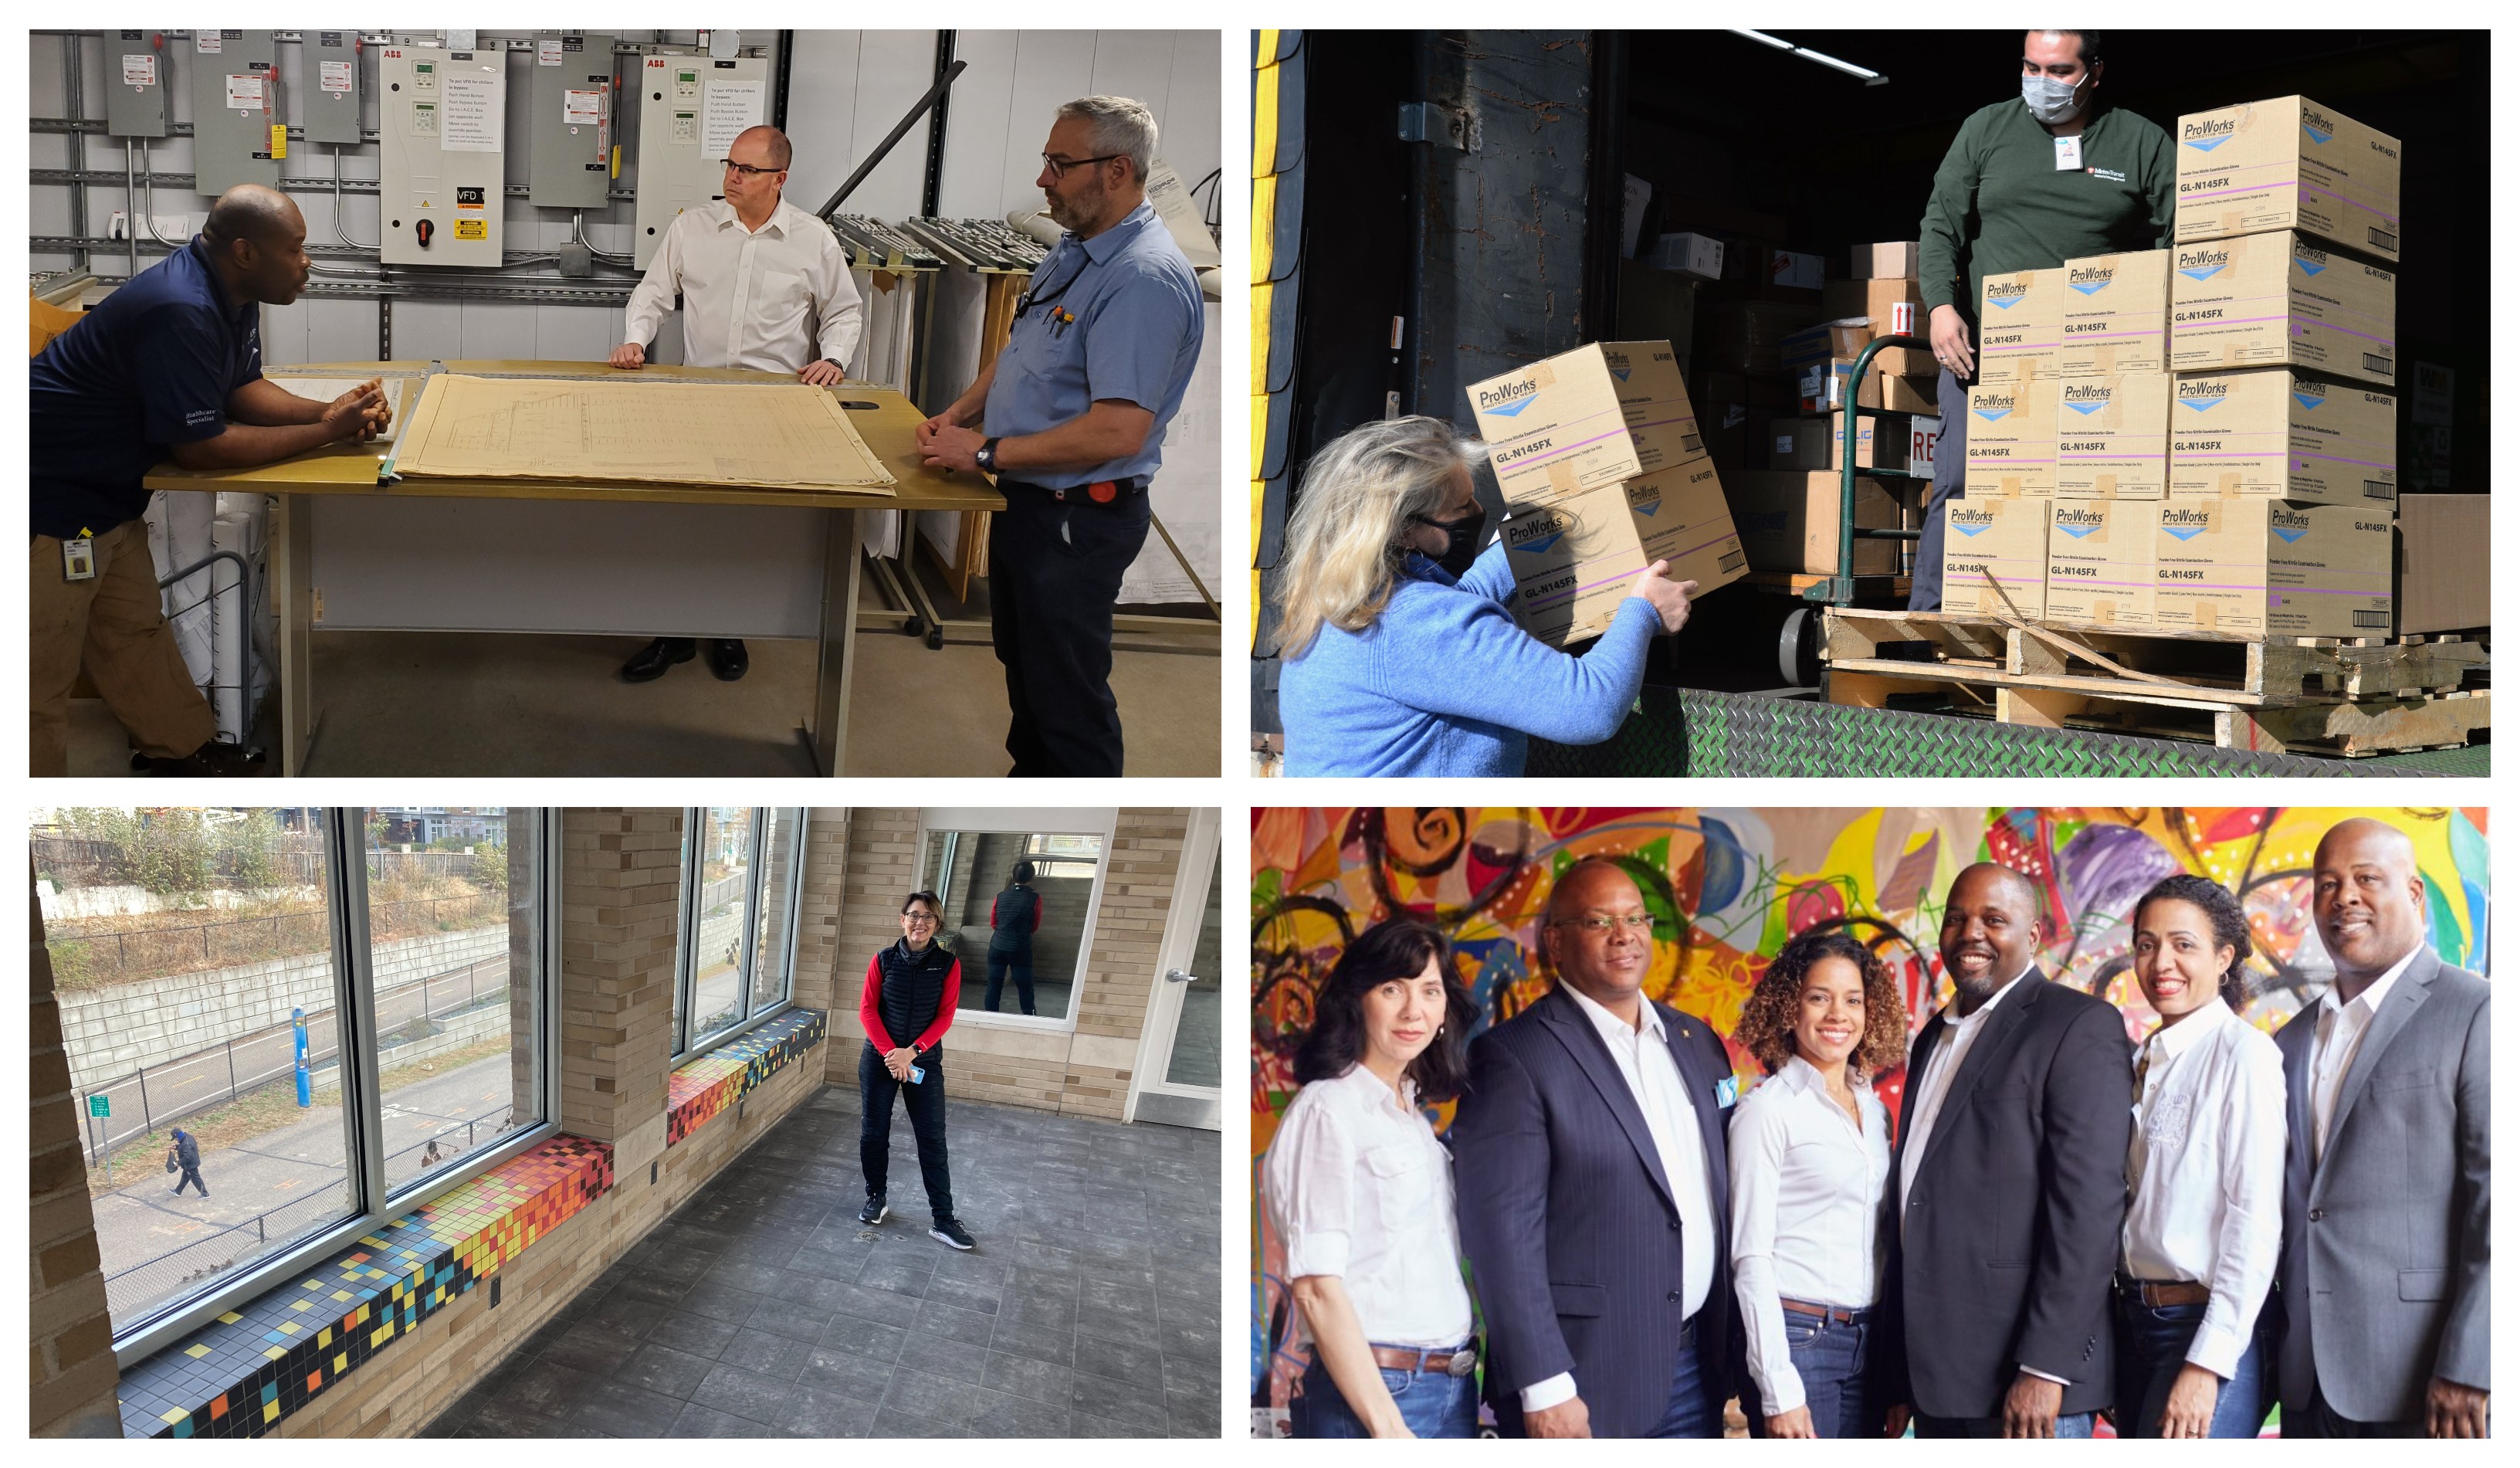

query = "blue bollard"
[[294, 1007, 312, 1107]]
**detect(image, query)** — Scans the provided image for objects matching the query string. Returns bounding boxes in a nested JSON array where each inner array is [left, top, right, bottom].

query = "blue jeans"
[[2115, 1297, 2270, 1438], [1289, 1347, 1479, 1438], [1907, 361, 1973, 610], [1647, 1324, 1722, 1439], [1744, 1310, 1882, 1439], [1913, 1409, 2095, 1438]]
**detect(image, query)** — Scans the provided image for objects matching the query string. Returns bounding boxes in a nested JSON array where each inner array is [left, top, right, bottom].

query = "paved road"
[[93, 1051, 517, 1323], [80, 953, 510, 1157]]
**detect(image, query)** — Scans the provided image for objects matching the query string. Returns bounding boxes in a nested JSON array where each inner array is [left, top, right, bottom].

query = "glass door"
[[1130, 810, 1222, 1129]]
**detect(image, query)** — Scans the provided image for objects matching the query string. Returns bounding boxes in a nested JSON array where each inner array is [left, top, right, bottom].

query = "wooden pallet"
[[1828, 670, 2490, 756]]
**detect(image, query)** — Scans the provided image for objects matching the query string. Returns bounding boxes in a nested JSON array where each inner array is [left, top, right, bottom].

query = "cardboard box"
[[2045, 500, 2156, 627], [2169, 368, 2397, 506], [1727, 470, 1905, 575], [1782, 320, 1874, 373], [2396, 494, 2488, 633], [1962, 381, 2057, 500], [2055, 372, 2173, 500], [2058, 249, 2171, 376], [2168, 231, 2396, 386], [1703, 300, 1831, 373], [2150, 497, 2393, 637], [1695, 371, 1795, 412], [2174, 95, 2403, 261], [1821, 278, 1925, 339], [1466, 341, 1710, 507], [1770, 415, 1905, 473], [1770, 249, 1825, 290], [1851, 241, 1922, 280], [1647, 231, 1726, 280], [1802, 361, 1937, 415], [1502, 463, 1747, 646], [1942, 494, 2050, 619], [1867, 344, 1939, 377], [1617, 259, 1699, 372]]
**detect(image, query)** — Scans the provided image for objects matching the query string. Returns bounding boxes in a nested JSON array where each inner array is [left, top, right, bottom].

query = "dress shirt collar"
[[2319, 944, 2420, 1022], [2143, 994, 2230, 1063], [1934, 960, 2035, 1032], [707, 195, 795, 238], [1563, 981, 1665, 1044], [1776, 1053, 1831, 1096], [1329, 1059, 1418, 1116], [1076, 200, 1160, 263]]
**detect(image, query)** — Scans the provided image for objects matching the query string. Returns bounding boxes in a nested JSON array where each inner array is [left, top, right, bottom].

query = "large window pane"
[[921, 826, 1105, 1022], [750, 809, 802, 1016], [363, 809, 544, 1195], [689, 807, 754, 1044], [35, 807, 361, 1334], [1165, 840, 1224, 1087]]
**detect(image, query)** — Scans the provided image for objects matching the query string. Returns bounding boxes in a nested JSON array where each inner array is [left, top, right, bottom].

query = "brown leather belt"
[[1780, 1298, 1875, 1325], [1368, 1344, 1477, 1377], [2119, 1278, 2213, 1307]]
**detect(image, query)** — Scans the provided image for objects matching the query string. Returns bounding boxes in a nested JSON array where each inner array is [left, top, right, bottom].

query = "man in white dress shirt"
[[610, 124, 865, 685], [1450, 859, 1737, 1438], [2273, 818, 2490, 1437]]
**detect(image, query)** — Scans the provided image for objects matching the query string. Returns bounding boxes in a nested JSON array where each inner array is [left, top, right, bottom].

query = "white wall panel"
[[307, 300, 378, 364], [994, 32, 1099, 218], [934, 32, 1019, 219]]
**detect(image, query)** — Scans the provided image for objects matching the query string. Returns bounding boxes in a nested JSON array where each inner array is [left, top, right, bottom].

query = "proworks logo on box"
[[1986, 280, 2032, 310], [1950, 507, 1997, 537], [1478, 378, 1541, 416], [2302, 108, 2336, 144], [2181, 116, 2237, 151], [1972, 392, 2017, 421], [2271, 507, 2313, 542], [2068, 264, 2115, 294], [2054, 507, 2107, 538], [2160, 506, 2213, 541], [2177, 380, 2230, 412], [2063, 384, 2114, 415], [2177, 247, 2229, 282], [1507, 509, 1577, 554], [2291, 378, 2329, 411], [2294, 243, 2331, 276]]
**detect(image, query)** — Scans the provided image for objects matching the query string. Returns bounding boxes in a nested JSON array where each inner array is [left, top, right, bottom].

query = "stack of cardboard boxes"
[[1946, 95, 2404, 639], [1463, 341, 1748, 646]]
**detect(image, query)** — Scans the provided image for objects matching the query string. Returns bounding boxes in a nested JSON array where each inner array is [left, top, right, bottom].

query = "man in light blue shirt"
[[917, 96, 1204, 777]]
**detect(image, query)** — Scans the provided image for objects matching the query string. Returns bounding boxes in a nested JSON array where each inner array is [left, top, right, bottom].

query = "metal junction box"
[[189, 29, 281, 193], [303, 31, 364, 147], [377, 44, 506, 266], [633, 52, 768, 268], [528, 31, 616, 209], [107, 30, 171, 137]]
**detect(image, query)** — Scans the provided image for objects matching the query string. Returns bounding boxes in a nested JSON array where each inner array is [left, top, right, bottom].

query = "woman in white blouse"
[[1263, 919, 1482, 1437], [1726, 929, 1912, 1438], [2116, 874, 2284, 1437]]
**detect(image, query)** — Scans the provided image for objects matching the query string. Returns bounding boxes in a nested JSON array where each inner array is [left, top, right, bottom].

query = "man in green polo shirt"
[[1909, 29, 2174, 611]]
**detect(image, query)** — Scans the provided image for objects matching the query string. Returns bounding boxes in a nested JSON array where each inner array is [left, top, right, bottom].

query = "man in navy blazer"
[[1883, 862, 2131, 1437], [1451, 857, 1737, 1438]]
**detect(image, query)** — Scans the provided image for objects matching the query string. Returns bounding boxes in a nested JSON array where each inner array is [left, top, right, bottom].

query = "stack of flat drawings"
[[392, 374, 897, 493]]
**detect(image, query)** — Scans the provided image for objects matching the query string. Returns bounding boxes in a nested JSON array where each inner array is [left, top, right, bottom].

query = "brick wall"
[[32, 876, 122, 1437], [828, 809, 1191, 1120]]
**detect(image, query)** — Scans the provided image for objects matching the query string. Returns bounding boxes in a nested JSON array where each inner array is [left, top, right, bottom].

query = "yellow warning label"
[[269, 124, 288, 159], [454, 219, 487, 240]]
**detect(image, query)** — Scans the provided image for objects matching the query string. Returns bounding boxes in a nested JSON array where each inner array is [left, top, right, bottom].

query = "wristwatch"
[[975, 436, 1002, 473]]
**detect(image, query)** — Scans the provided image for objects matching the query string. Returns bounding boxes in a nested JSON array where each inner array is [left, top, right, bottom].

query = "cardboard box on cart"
[[1466, 341, 1711, 507], [2054, 371, 2173, 500], [1976, 266, 2066, 381], [1501, 463, 1747, 646], [1727, 469, 1907, 575], [1942, 494, 2051, 619], [2396, 494, 2488, 634], [1962, 381, 2058, 500], [2149, 497, 2393, 637], [2173, 95, 2403, 261], [2167, 368, 2397, 506], [2045, 500, 2157, 627], [2058, 249, 2171, 376], [2167, 232, 2396, 386]]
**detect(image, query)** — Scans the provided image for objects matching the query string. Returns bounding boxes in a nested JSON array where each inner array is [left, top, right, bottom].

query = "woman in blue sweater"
[[1275, 416, 1696, 775]]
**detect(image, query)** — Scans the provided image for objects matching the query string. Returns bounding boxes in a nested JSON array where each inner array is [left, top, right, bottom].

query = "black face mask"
[[1410, 507, 1488, 577]]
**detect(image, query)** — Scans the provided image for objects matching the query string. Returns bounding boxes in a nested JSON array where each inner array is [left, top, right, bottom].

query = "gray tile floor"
[[422, 1085, 1221, 1438]]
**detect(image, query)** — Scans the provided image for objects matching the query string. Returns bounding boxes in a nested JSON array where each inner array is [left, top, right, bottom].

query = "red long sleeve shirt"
[[859, 949, 960, 1053]]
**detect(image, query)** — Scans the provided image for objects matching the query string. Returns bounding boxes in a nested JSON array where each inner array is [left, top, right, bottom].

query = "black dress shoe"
[[704, 639, 750, 681], [622, 636, 696, 683], [147, 741, 269, 777]]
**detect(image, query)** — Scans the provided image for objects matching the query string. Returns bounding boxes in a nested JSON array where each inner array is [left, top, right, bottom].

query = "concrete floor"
[[62, 608, 1219, 778], [421, 1086, 1221, 1439]]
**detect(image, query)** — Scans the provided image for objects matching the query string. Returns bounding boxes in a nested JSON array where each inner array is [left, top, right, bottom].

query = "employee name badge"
[[63, 536, 96, 582], [2054, 134, 2084, 171]]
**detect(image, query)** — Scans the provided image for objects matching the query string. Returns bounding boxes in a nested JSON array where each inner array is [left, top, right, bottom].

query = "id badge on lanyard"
[[2054, 134, 2084, 171], [63, 531, 97, 581]]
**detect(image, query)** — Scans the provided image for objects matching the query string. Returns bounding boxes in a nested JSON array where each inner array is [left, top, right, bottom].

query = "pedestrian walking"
[[168, 1127, 209, 1198]]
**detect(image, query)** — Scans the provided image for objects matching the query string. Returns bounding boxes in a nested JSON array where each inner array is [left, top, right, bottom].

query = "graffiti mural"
[[1248, 806, 2489, 1418]]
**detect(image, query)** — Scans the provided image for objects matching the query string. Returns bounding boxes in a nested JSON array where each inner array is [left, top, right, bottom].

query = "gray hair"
[[1056, 95, 1158, 182], [1272, 415, 1480, 657]]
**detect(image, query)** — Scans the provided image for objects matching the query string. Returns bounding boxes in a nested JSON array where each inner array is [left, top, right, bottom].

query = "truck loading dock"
[[1252, 29, 2485, 775]]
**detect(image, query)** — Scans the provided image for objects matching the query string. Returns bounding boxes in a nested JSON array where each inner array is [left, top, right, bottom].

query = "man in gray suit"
[[2274, 817, 2490, 1436]]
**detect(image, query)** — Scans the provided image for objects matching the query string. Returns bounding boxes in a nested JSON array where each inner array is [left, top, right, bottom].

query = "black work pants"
[[858, 1041, 953, 1221], [985, 949, 1037, 1015], [987, 481, 1152, 778]]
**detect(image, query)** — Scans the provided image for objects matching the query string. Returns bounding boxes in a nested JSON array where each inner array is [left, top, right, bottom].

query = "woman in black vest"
[[986, 860, 1044, 1015], [856, 889, 974, 1249]]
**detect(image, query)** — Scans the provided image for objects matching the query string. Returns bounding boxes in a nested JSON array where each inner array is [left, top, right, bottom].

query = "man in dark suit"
[[2274, 818, 2490, 1437], [1885, 862, 2130, 1437], [1451, 857, 1736, 1438]]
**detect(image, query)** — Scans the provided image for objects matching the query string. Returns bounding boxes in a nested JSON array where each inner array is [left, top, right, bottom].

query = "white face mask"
[[2022, 72, 2084, 124]]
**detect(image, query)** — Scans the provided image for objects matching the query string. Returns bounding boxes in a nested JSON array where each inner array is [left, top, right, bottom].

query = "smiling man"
[[30, 183, 388, 776], [1449, 858, 1736, 1438], [2272, 819, 2490, 1437], [1882, 862, 2130, 1437]]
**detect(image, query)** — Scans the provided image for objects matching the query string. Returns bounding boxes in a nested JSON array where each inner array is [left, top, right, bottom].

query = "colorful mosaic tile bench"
[[666, 1007, 827, 1145], [116, 1134, 613, 1439]]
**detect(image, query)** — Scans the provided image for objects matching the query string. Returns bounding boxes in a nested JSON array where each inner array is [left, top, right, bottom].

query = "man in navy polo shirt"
[[30, 185, 389, 777], [916, 95, 1204, 778]]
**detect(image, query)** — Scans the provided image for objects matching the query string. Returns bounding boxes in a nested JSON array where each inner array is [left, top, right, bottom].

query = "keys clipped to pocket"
[[63, 536, 97, 581]]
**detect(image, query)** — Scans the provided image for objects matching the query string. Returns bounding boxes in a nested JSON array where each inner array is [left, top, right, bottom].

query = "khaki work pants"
[[29, 518, 216, 775]]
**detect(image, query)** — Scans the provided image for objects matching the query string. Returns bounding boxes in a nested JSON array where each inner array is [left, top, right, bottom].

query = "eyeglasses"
[[1549, 914, 1656, 934], [903, 912, 939, 926], [722, 158, 783, 178], [1040, 152, 1122, 180]]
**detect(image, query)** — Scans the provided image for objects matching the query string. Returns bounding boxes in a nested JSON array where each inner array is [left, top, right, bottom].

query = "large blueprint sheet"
[[394, 374, 896, 492]]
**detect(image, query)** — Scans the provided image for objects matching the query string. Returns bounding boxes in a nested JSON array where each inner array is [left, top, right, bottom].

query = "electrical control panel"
[[633, 52, 768, 268], [527, 31, 616, 209], [107, 30, 170, 137], [376, 44, 506, 266], [188, 29, 281, 193], [303, 31, 364, 147]]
